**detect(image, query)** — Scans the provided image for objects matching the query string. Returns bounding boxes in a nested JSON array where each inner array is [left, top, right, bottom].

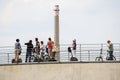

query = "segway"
[[12, 51, 22, 63], [68, 47, 78, 61]]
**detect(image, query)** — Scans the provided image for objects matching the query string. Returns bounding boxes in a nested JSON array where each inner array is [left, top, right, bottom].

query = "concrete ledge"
[[0, 61, 120, 66], [0, 62, 120, 80]]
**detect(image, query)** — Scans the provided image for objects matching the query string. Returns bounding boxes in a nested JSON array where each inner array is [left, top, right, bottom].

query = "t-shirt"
[[40, 45, 46, 52], [26, 43, 33, 52], [72, 42, 76, 50], [15, 42, 20, 49], [52, 45, 56, 52], [107, 43, 113, 51]]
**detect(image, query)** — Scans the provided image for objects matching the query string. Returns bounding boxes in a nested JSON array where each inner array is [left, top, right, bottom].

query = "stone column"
[[54, 5, 60, 61]]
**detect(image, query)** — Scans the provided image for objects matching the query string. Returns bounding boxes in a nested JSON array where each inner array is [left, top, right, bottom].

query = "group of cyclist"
[[14, 37, 57, 63]]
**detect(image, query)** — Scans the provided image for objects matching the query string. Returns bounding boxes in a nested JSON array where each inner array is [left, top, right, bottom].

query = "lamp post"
[[54, 5, 60, 61]]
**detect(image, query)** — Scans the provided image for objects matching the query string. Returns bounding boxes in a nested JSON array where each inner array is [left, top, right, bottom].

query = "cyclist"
[[40, 41, 46, 60]]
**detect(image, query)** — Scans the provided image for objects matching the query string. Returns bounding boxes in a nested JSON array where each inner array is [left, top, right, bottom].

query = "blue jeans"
[[108, 51, 113, 60], [25, 51, 32, 62]]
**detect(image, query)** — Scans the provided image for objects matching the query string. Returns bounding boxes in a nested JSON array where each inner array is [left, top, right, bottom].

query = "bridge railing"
[[0, 43, 120, 64]]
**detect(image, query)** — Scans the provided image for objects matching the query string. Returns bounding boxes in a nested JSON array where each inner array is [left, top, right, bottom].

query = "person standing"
[[52, 41, 57, 59], [25, 40, 33, 62], [14, 39, 22, 62], [47, 37, 53, 59], [72, 39, 77, 57], [40, 41, 46, 60], [107, 40, 114, 60], [35, 38, 40, 56]]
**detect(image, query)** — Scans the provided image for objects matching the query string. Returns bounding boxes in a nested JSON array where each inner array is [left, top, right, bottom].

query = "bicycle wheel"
[[30, 55, 35, 62], [113, 56, 116, 61], [106, 55, 116, 61], [45, 55, 49, 61], [95, 57, 103, 61], [106, 56, 109, 60]]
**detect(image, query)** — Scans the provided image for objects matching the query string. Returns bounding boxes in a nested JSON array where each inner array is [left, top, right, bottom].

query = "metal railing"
[[0, 43, 120, 64], [60, 43, 120, 62]]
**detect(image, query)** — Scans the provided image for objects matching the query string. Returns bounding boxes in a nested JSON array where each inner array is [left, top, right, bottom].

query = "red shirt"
[[47, 41, 52, 49]]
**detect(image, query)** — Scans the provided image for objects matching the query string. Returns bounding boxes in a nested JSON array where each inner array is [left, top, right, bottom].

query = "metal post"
[[119, 43, 120, 61], [80, 44, 82, 62], [7, 53, 9, 64], [88, 50, 90, 61], [68, 52, 70, 62], [101, 44, 103, 49]]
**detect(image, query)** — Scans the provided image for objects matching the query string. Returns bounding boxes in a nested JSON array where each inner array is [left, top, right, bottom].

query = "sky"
[[0, 0, 120, 46]]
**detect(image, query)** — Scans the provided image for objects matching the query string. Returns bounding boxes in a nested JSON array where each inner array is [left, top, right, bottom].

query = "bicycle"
[[31, 50, 49, 62], [95, 49, 116, 61], [95, 48, 103, 62], [31, 48, 43, 62]]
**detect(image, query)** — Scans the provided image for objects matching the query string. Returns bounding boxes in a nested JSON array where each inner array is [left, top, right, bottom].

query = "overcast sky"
[[0, 0, 120, 46]]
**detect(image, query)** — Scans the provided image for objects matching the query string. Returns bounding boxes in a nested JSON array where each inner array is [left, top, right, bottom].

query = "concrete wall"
[[0, 63, 120, 80]]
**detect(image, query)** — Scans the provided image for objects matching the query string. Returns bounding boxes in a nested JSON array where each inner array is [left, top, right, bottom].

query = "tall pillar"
[[54, 5, 60, 61]]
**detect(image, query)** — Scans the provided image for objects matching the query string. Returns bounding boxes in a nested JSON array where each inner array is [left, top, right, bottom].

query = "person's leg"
[[110, 51, 113, 60], [108, 51, 113, 60], [48, 49, 51, 58], [17, 49, 21, 60], [72, 50, 76, 57], [74, 50, 76, 57], [52, 52, 56, 59], [27, 52, 31, 62], [14, 50, 17, 61], [50, 49, 52, 59], [15, 53, 18, 62], [25, 52, 28, 62], [15, 49, 19, 62], [29, 52, 32, 62]]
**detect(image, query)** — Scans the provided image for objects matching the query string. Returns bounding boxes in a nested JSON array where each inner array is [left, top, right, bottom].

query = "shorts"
[[15, 49, 21, 54]]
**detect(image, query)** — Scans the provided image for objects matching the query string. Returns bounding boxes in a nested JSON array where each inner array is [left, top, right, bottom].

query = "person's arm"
[[107, 44, 110, 48], [19, 43, 22, 50], [72, 43, 75, 48], [47, 42, 49, 48]]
